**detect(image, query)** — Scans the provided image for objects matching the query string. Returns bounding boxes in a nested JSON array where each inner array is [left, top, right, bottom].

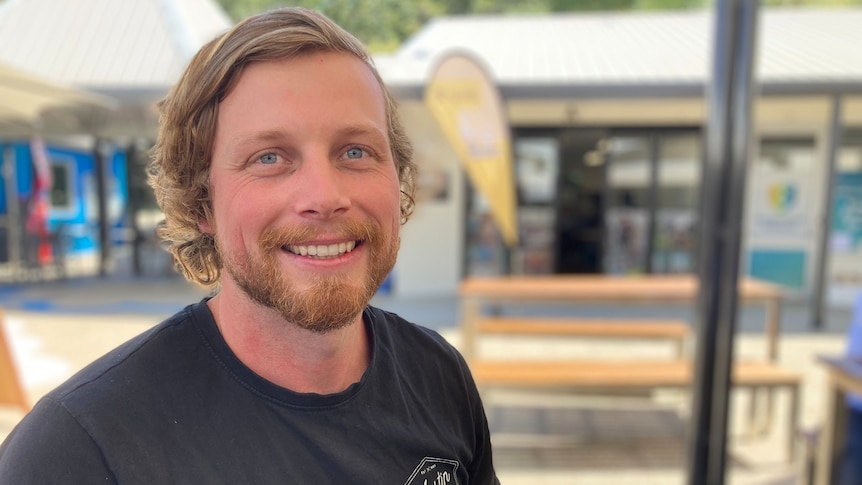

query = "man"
[[840, 292, 862, 485], [0, 7, 499, 483]]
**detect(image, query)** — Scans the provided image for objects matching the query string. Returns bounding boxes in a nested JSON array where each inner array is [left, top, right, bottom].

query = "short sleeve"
[[453, 351, 500, 485], [0, 397, 116, 484]]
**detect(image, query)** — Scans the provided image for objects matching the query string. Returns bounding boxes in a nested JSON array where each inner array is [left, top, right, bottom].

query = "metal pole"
[[811, 96, 843, 329], [124, 142, 142, 277], [94, 139, 110, 277], [645, 133, 660, 274], [687, 0, 759, 483], [2, 145, 21, 278]]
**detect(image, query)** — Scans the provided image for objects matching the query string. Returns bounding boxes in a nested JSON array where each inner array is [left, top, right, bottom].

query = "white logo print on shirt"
[[404, 457, 460, 485]]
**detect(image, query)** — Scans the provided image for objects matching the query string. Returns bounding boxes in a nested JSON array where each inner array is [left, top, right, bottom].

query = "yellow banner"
[[424, 53, 518, 247]]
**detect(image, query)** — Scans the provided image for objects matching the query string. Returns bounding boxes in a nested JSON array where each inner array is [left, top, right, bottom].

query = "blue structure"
[[0, 141, 128, 272]]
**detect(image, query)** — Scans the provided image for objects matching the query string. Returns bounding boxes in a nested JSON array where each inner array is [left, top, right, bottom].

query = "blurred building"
[[2, 2, 862, 305], [379, 7, 862, 304], [0, 0, 231, 277]]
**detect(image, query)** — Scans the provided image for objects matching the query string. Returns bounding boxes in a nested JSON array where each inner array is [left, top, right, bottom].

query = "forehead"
[[213, 52, 390, 152], [224, 52, 384, 107]]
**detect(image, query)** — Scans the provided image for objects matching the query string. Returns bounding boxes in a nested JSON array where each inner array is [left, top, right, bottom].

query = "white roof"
[[379, 7, 862, 98], [0, 0, 232, 136], [0, 0, 232, 99]]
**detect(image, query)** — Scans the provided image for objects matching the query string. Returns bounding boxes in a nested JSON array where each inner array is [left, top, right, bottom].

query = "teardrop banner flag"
[[424, 52, 518, 247]]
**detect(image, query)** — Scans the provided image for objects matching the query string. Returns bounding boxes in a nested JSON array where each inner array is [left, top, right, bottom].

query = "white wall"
[[392, 102, 465, 297], [743, 98, 833, 299]]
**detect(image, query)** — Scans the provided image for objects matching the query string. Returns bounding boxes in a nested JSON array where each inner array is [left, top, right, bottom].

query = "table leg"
[[787, 384, 800, 462], [461, 296, 481, 362], [816, 374, 847, 485], [747, 387, 760, 437], [765, 297, 780, 363]]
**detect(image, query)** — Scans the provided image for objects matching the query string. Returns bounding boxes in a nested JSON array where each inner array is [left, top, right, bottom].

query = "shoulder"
[[365, 306, 461, 358], [0, 301, 213, 475], [364, 306, 474, 383], [36, 300, 209, 415], [0, 398, 115, 482]]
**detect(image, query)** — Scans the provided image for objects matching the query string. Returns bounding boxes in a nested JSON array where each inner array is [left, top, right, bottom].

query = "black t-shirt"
[[0, 300, 499, 484]]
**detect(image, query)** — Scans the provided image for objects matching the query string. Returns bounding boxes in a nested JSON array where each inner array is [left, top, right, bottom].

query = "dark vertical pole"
[[94, 139, 110, 277], [2, 145, 21, 275], [601, 137, 612, 273], [687, 0, 759, 484], [645, 133, 660, 274], [812, 96, 843, 329], [124, 142, 142, 277]]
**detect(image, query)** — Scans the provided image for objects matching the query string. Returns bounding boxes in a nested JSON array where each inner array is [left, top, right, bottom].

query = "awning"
[[0, 61, 115, 137]]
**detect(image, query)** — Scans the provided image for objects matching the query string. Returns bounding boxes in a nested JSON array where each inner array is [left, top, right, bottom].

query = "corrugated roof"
[[0, 0, 232, 98], [379, 7, 862, 98], [0, 0, 232, 136]]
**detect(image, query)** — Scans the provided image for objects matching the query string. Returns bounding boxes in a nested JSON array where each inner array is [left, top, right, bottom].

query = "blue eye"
[[345, 147, 365, 159], [259, 153, 278, 165]]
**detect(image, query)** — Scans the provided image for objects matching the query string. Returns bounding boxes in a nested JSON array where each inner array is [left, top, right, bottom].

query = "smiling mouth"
[[284, 240, 359, 259]]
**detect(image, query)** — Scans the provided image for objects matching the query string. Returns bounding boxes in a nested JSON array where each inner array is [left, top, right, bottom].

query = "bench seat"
[[478, 317, 690, 339], [470, 359, 799, 389], [471, 317, 691, 359], [470, 358, 802, 459]]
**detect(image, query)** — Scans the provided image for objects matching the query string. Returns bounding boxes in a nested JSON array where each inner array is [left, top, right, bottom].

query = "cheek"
[[208, 186, 269, 248], [211, 177, 266, 222]]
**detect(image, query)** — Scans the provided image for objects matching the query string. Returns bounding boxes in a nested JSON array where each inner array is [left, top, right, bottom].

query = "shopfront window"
[[828, 130, 862, 298], [50, 162, 73, 210], [605, 136, 652, 275], [604, 131, 702, 275], [514, 137, 559, 274], [653, 133, 701, 274], [465, 192, 507, 277]]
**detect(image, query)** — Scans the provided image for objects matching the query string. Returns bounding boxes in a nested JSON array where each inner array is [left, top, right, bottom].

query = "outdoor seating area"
[[0, 274, 854, 483], [459, 274, 805, 468]]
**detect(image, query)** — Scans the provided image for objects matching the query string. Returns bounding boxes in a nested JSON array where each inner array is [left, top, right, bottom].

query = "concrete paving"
[[0, 272, 852, 484]]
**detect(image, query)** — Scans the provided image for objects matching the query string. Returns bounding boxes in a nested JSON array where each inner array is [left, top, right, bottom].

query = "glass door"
[[604, 135, 653, 274], [652, 133, 702, 274], [604, 130, 702, 275]]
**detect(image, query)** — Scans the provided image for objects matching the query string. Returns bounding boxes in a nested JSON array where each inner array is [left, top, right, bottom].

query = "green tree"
[[549, 0, 636, 10], [217, 0, 443, 52]]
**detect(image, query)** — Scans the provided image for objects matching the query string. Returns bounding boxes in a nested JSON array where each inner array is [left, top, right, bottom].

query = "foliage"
[[216, 0, 442, 52]]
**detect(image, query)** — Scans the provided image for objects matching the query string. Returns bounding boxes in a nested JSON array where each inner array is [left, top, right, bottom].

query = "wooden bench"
[[471, 359, 800, 391], [459, 276, 802, 461], [475, 317, 691, 358], [470, 358, 802, 460]]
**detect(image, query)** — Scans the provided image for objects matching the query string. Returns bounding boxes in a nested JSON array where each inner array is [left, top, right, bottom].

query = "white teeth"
[[286, 241, 357, 259]]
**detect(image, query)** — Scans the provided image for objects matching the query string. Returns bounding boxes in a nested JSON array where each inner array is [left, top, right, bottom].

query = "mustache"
[[259, 220, 381, 252]]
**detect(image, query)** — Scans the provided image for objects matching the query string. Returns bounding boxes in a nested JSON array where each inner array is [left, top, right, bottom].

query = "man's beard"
[[221, 220, 398, 333]]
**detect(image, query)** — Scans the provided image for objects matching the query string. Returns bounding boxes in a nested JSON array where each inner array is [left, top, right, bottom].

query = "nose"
[[292, 157, 351, 219]]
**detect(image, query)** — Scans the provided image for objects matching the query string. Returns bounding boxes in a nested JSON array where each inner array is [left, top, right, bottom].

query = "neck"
[[206, 283, 371, 395]]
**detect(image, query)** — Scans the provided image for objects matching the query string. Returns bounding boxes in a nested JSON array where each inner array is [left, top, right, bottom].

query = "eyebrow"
[[226, 130, 291, 153], [226, 123, 389, 152], [331, 123, 389, 143]]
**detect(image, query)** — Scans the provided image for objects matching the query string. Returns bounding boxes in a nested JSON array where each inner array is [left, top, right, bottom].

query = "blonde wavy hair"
[[149, 7, 416, 288]]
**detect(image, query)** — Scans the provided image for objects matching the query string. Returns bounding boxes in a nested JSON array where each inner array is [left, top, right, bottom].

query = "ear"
[[199, 217, 214, 235]]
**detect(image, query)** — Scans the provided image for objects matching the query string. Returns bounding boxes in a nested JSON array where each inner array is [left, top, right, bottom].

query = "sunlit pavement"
[[0, 274, 849, 484]]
